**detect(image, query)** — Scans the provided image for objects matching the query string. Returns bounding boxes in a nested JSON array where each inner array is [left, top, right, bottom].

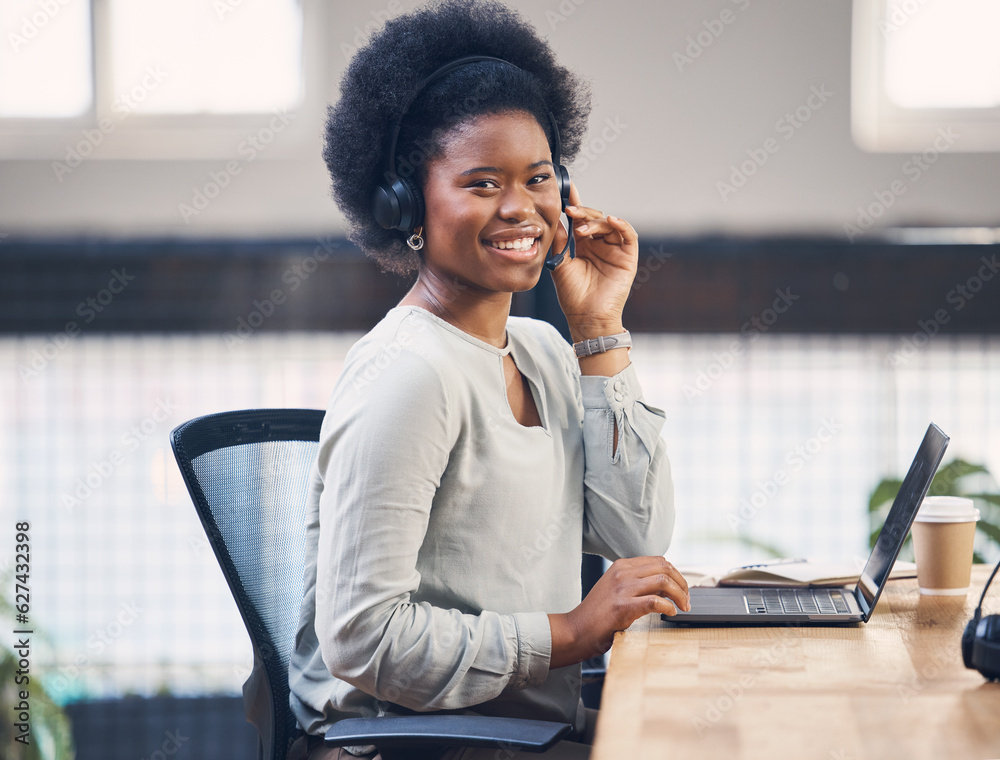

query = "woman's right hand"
[[547, 556, 690, 669]]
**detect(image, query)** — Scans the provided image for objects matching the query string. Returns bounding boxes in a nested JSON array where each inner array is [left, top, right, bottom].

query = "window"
[[0, 0, 93, 118], [106, 0, 302, 115], [0, 0, 313, 158], [852, 0, 1000, 151]]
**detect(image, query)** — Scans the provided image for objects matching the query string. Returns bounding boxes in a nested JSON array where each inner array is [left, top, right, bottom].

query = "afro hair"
[[325, 0, 592, 275]]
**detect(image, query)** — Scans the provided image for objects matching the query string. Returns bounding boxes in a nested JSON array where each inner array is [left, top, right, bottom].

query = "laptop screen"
[[856, 423, 949, 618]]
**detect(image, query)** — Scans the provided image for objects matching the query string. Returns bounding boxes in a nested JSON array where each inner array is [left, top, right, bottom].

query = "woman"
[[288, 2, 689, 758]]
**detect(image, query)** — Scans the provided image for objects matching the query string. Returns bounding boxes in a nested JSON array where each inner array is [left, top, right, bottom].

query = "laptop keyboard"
[[745, 588, 851, 615]]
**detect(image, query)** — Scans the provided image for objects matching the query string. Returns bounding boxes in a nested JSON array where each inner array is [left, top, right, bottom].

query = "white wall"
[[1, 0, 998, 238]]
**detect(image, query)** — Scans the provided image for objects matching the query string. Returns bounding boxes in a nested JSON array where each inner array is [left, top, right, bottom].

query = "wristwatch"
[[573, 330, 632, 358]]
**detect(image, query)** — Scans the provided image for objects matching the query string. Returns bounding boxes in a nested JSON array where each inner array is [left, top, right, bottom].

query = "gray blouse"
[[288, 305, 675, 740]]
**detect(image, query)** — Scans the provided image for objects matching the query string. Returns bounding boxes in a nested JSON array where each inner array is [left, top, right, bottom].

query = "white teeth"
[[487, 237, 535, 251]]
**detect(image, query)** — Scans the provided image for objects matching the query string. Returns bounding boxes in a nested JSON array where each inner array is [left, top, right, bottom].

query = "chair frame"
[[172, 408, 324, 759], [172, 409, 572, 760]]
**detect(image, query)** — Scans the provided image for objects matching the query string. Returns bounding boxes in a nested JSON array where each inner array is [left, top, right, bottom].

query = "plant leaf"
[[968, 492, 1000, 508], [691, 531, 789, 558], [869, 527, 880, 549], [976, 519, 1000, 547], [868, 479, 903, 511], [928, 459, 989, 495]]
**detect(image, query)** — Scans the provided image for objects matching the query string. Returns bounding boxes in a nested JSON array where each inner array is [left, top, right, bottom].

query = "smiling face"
[[418, 110, 562, 298]]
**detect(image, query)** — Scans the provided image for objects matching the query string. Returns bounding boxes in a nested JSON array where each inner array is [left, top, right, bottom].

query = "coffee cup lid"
[[916, 496, 980, 523]]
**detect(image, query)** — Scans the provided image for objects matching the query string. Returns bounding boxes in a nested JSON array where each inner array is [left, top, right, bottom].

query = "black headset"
[[371, 55, 574, 270], [962, 556, 1000, 680]]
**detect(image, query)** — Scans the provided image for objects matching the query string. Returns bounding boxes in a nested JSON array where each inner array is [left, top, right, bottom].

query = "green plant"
[[0, 569, 75, 760], [696, 531, 789, 559], [868, 458, 1000, 563]]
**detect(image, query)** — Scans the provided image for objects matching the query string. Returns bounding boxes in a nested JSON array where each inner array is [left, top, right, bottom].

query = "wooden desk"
[[593, 565, 1000, 759]]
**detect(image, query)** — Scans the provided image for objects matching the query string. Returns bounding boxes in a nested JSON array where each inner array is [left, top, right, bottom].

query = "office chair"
[[579, 556, 607, 709], [170, 408, 572, 760]]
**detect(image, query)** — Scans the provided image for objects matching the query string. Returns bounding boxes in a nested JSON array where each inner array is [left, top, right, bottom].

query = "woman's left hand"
[[549, 182, 638, 342]]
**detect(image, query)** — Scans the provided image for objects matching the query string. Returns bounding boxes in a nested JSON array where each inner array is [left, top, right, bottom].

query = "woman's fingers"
[[619, 555, 690, 592], [607, 215, 637, 247], [626, 557, 689, 610], [632, 573, 691, 613], [564, 205, 603, 228], [565, 208, 635, 248], [550, 213, 569, 254], [560, 182, 636, 248], [566, 556, 691, 661], [603, 557, 691, 618], [567, 179, 582, 208]]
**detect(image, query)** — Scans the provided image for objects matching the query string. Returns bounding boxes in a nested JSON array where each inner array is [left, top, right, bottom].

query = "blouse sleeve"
[[577, 362, 676, 560], [313, 341, 551, 712]]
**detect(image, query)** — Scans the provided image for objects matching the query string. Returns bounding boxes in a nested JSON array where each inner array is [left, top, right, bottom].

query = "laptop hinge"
[[853, 586, 871, 621]]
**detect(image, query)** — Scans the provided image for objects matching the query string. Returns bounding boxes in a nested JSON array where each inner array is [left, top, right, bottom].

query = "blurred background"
[[2, 0, 1000, 757]]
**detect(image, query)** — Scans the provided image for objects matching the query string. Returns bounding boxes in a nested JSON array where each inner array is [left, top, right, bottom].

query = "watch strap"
[[573, 330, 632, 358]]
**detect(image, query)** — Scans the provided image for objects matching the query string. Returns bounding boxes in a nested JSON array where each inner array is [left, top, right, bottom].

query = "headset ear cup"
[[983, 613, 1000, 642], [962, 616, 979, 670], [556, 164, 571, 211], [975, 614, 1000, 680], [372, 176, 425, 232], [398, 175, 425, 232], [372, 180, 400, 231]]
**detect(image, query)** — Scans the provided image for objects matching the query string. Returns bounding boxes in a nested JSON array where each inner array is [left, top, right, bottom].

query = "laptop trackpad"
[[684, 587, 750, 614]]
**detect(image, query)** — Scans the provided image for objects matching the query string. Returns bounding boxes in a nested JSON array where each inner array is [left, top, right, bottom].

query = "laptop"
[[665, 423, 949, 625]]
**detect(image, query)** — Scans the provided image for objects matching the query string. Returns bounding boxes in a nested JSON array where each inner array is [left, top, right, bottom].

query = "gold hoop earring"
[[406, 227, 424, 251]]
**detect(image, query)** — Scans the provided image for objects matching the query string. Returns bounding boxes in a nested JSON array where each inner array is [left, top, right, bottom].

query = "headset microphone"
[[961, 556, 1000, 680], [544, 215, 575, 271], [540, 107, 573, 271], [372, 55, 574, 270]]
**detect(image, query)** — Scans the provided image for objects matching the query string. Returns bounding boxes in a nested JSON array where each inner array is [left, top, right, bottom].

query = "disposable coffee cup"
[[911, 496, 979, 596]]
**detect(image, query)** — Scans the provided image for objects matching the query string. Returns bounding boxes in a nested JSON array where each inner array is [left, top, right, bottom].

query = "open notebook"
[[680, 558, 917, 589]]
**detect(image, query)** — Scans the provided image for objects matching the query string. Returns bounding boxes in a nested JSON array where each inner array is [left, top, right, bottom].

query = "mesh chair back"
[[171, 409, 324, 760]]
